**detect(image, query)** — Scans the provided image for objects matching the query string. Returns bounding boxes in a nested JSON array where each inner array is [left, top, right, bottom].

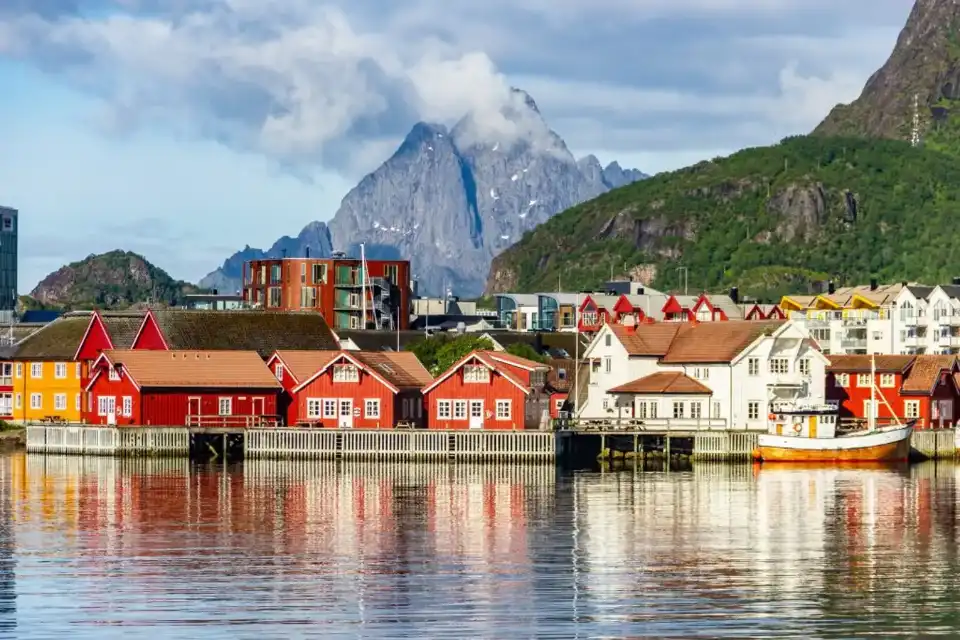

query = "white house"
[[577, 318, 828, 430], [892, 284, 960, 355]]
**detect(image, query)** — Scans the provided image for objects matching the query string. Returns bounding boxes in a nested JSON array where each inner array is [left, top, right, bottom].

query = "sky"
[[0, 0, 915, 292]]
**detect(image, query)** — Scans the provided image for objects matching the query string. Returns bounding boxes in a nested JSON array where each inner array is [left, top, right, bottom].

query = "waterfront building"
[[181, 292, 244, 310], [423, 351, 551, 430], [0, 207, 16, 326], [493, 294, 539, 331], [826, 354, 959, 429], [578, 318, 828, 430], [267, 349, 431, 428], [85, 349, 281, 426], [241, 255, 411, 331]]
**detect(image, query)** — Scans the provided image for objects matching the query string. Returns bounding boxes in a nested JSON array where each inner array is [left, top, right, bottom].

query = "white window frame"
[[275, 364, 284, 381], [857, 373, 871, 387], [54, 363, 67, 379], [496, 399, 511, 420], [604, 356, 612, 374], [54, 393, 67, 411], [15, 363, 22, 378], [322, 399, 337, 419], [122, 396, 132, 417], [798, 359, 810, 376], [75, 394, 81, 411], [437, 400, 452, 419], [880, 373, 896, 388], [690, 401, 702, 419], [333, 364, 360, 382], [904, 400, 920, 419], [14, 393, 21, 409], [672, 401, 684, 419], [30, 363, 42, 379], [30, 393, 41, 410], [748, 401, 760, 421], [835, 373, 849, 387], [75, 363, 82, 379], [748, 358, 759, 376], [306, 398, 322, 419], [453, 400, 467, 420], [769, 359, 789, 375], [364, 399, 380, 419], [463, 364, 490, 383], [108, 367, 120, 382], [218, 397, 233, 416]]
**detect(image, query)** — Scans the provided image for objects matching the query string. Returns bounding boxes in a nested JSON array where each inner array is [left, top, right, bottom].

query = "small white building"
[[577, 318, 828, 430]]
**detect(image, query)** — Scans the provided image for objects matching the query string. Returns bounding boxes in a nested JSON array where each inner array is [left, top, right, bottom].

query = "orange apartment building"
[[242, 255, 411, 331]]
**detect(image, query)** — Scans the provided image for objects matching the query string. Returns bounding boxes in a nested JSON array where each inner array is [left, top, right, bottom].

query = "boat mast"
[[869, 353, 876, 432]]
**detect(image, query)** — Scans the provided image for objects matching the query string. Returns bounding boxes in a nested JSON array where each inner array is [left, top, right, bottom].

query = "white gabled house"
[[577, 318, 828, 430]]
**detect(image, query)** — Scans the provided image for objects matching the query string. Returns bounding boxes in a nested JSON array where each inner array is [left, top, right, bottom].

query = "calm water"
[[1, 455, 960, 637]]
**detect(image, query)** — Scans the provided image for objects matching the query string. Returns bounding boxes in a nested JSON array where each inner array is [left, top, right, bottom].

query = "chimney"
[[305, 247, 310, 259], [729, 286, 739, 304], [869, 278, 877, 291], [282, 248, 287, 259], [212, 288, 218, 295], [953, 277, 960, 286], [637, 287, 644, 295], [828, 280, 835, 295]]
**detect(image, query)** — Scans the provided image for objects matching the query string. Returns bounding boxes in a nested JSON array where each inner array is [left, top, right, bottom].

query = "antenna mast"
[[911, 93, 920, 147]]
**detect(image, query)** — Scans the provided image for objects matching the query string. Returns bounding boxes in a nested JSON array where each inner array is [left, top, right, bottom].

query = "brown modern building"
[[242, 255, 411, 331]]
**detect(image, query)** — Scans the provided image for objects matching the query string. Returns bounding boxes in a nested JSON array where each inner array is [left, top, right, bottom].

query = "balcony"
[[558, 417, 730, 431], [0, 376, 12, 387], [768, 374, 808, 387], [840, 338, 868, 351], [841, 317, 868, 327]]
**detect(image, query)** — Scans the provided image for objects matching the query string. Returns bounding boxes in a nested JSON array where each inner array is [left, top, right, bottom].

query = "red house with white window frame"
[[610, 295, 654, 326], [74, 311, 146, 419], [268, 350, 433, 428], [423, 350, 551, 430], [85, 349, 282, 426], [577, 295, 615, 334], [826, 354, 960, 429]]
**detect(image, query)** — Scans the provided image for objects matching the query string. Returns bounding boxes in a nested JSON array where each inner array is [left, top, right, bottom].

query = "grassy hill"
[[485, 136, 960, 301]]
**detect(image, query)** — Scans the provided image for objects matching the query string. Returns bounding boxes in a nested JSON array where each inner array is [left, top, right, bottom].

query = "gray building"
[[0, 207, 15, 325]]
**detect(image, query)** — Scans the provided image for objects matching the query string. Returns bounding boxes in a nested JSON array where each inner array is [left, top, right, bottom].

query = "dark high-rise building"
[[0, 207, 16, 325]]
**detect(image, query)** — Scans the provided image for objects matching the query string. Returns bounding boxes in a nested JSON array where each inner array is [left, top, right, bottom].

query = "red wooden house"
[[268, 350, 433, 428], [85, 349, 282, 427], [74, 311, 147, 417], [577, 295, 615, 333], [827, 354, 960, 429], [423, 351, 551, 430], [545, 358, 573, 419]]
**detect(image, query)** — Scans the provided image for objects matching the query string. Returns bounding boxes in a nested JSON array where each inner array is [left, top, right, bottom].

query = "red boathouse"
[[268, 350, 433, 428], [85, 349, 282, 426], [423, 350, 551, 430]]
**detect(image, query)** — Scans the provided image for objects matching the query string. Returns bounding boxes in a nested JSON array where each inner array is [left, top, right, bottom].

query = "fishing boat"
[[753, 355, 914, 463]]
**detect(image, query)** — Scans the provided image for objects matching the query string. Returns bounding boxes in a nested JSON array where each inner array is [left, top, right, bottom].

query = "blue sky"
[[0, 0, 914, 291]]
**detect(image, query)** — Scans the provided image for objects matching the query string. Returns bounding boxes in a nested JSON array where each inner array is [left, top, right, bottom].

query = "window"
[[312, 263, 328, 284], [602, 398, 609, 411], [300, 286, 316, 308], [275, 364, 284, 380], [108, 367, 120, 382], [555, 399, 565, 413], [269, 264, 282, 283], [672, 401, 684, 419], [306, 399, 322, 418], [605, 334, 612, 347], [693, 367, 709, 380], [649, 401, 658, 419], [463, 364, 490, 383], [748, 358, 759, 376], [835, 373, 849, 387], [799, 359, 810, 376], [365, 399, 380, 419], [384, 264, 399, 284], [218, 398, 232, 415], [637, 401, 648, 419], [30, 393, 42, 410], [75, 363, 81, 378], [323, 399, 337, 418], [604, 357, 612, 374], [748, 401, 760, 420], [30, 363, 42, 379], [857, 373, 871, 387], [268, 287, 282, 307], [590, 360, 600, 385], [558, 368, 567, 381], [15, 363, 21, 378], [496, 400, 511, 420], [453, 400, 467, 419], [769, 359, 789, 375], [54, 363, 67, 379], [300, 262, 306, 284], [530, 371, 546, 388], [880, 373, 896, 388], [582, 312, 598, 326], [75, 394, 81, 411], [905, 400, 920, 419], [14, 394, 20, 409], [333, 364, 360, 382], [438, 400, 452, 419], [122, 396, 132, 417], [54, 393, 67, 411], [712, 401, 721, 419], [690, 402, 702, 419]]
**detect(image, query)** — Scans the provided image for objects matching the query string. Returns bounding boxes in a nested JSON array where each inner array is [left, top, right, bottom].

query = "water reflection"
[[8, 454, 960, 637]]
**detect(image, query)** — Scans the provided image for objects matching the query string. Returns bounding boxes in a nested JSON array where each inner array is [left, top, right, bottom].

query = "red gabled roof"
[[690, 293, 713, 314], [901, 355, 959, 395], [612, 294, 637, 314], [423, 350, 534, 395]]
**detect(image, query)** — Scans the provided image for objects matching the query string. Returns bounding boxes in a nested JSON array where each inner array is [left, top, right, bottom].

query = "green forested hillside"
[[485, 136, 960, 301]]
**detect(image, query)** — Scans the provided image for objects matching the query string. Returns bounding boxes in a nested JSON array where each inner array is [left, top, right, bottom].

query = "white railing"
[[558, 417, 730, 431]]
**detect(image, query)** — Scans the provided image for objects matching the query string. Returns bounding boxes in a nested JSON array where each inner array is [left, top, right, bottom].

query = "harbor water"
[[1, 453, 960, 637]]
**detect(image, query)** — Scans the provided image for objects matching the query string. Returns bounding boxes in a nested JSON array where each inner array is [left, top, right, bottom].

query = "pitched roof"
[[485, 351, 550, 371], [609, 323, 684, 357], [704, 295, 744, 319], [423, 350, 533, 395], [102, 349, 282, 388], [272, 350, 342, 382], [901, 355, 958, 394], [660, 321, 784, 363], [352, 351, 433, 389], [826, 355, 914, 373], [102, 313, 145, 349], [483, 331, 583, 358], [149, 310, 338, 357], [13, 313, 92, 360], [337, 330, 425, 351], [609, 371, 713, 395]]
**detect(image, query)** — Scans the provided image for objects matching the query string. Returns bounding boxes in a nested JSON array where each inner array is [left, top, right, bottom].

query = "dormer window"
[[464, 364, 490, 383], [332, 364, 359, 382], [108, 366, 120, 381]]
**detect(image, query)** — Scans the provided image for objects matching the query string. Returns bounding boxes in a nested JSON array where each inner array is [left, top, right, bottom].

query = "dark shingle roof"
[[483, 331, 585, 358], [13, 314, 92, 361], [337, 330, 426, 351], [151, 310, 338, 357], [102, 313, 144, 349]]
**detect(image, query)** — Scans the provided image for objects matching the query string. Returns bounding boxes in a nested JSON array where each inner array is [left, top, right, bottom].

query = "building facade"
[[242, 256, 411, 331], [0, 207, 16, 325]]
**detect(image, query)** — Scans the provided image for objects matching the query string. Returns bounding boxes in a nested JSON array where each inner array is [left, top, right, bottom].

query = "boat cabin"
[[767, 402, 840, 439]]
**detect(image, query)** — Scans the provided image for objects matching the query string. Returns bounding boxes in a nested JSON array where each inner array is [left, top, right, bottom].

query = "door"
[[251, 397, 265, 426], [187, 397, 201, 426], [808, 416, 817, 439], [469, 400, 484, 429], [338, 399, 353, 428], [936, 400, 953, 427], [106, 396, 117, 426]]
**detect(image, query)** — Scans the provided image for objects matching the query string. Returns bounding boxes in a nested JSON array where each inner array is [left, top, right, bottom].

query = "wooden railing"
[[554, 417, 733, 432], [185, 414, 280, 428]]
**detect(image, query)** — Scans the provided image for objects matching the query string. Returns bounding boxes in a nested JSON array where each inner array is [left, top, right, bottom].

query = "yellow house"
[[12, 314, 90, 423], [779, 282, 905, 320]]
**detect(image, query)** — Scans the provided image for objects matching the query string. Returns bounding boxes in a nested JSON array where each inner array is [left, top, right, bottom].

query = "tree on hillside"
[[503, 342, 547, 363], [409, 334, 494, 376]]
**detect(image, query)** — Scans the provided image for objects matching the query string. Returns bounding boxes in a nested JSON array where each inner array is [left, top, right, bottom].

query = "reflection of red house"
[[267, 350, 432, 428], [424, 351, 550, 430], [827, 355, 960, 429], [85, 349, 282, 426]]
